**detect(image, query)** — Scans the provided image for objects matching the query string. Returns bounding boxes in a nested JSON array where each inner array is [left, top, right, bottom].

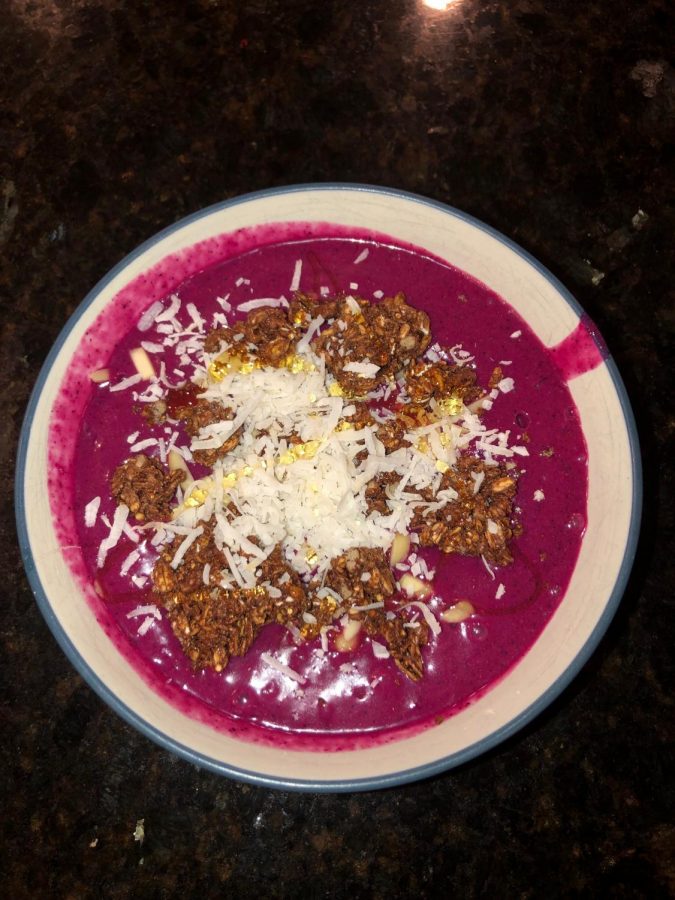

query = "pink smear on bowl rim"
[[48, 222, 596, 751]]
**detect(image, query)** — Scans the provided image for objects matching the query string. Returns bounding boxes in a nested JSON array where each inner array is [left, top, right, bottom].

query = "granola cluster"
[[313, 292, 431, 394], [174, 399, 240, 466], [110, 289, 521, 681], [412, 457, 518, 566], [151, 531, 429, 680], [111, 454, 183, 522], [204, 306, 297, 366]]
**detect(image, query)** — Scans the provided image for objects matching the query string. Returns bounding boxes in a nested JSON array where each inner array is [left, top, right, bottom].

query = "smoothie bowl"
[[16, 185, 640, 790]]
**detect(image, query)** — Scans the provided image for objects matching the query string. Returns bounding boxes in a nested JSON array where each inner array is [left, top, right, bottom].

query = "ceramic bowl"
[[16, 185, 641, 790]]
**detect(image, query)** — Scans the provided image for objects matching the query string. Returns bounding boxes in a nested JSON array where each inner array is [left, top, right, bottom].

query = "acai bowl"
[[16, 185, 641, 791]]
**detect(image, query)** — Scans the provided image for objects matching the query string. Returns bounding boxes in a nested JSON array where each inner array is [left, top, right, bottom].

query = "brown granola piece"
[[288, 293, 338, 328], [140, 399, 167, 426], [376, 292, 431, 367], [412, 455, 518, 566], [111, 454, 183, 522], [344, 401, 375, 430], [320, 545, 430, 668], [340, 402, 377, 465], [376, 417, 409, 453], [204, 325, 239, 354], [173, 399, 241, 466], [258, 544, 309, 625], [314, 292, 430, 394], [488, 365, 504, 390], [364, 473, 400, 515], [287, 432, 304, 446], [360, 609, 430, 682], [405, 359, 481, 405], [325, 547, 396, 605], [242, 307, 297, 366], [161, 587, 274, 671], [153, 527, 275, 671], [396, 403, 435, 430], [291, 594, 342, 643], [174, 398, 231, 436], [306, 591, 343, 637], [153, 525, 229, 596]]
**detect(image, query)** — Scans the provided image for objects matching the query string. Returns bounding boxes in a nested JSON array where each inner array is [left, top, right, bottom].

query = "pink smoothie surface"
[[49, 222, 595, 752]]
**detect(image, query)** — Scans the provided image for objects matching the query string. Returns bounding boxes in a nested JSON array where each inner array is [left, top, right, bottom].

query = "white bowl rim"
[[15, 182, 642, 791]]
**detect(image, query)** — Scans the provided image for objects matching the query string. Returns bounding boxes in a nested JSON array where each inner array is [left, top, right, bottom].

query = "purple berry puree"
[[49, 222, 592, 752]]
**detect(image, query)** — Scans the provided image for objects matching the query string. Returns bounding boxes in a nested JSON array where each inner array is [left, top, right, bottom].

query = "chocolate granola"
[[111, 454, 184, 522]]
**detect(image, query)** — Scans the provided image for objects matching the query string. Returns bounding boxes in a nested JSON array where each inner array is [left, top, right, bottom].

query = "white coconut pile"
[[89, 285, 528, 617]]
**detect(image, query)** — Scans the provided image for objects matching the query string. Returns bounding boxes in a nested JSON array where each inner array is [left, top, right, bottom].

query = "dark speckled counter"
[[1, 2, 673, 897]]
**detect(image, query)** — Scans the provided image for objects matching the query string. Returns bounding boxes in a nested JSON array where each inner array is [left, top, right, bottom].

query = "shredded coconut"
[[84, 496, 100, 528], [109, 373, 143, 393], [371, 639, 390, 659], [137, 616, 156, 636], [170, 526, 204, 569], [261, 652, 306, 684], [126, 604, 162, 620], [237, 297, 288, 312], [97, 504, 130, 568], [137, 300, 165, 331], [402, 601, 441, 637], [290, 259, 302, 292], [120, 548, 140, 576]]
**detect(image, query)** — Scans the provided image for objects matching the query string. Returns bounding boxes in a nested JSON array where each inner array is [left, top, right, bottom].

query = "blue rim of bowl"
[[15, 183, 642, 792]]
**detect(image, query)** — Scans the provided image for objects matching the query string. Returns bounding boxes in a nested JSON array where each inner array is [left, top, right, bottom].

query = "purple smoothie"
[[50, 223, 595, 751]]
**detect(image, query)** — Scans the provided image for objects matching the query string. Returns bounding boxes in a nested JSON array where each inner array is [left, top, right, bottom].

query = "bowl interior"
[[17, 185, 640, 790]]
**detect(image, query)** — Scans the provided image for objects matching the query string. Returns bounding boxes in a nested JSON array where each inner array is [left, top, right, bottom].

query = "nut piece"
[[491, 476, 515, 493], [440, 600, 475, 623], [334, 620, 362, 652], [130, 346, 156, 380], [399, 573, 433, 599], [390, 533, 411, 566]]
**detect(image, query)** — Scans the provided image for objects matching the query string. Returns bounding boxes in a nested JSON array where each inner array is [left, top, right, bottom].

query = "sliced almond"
[[399, 573, 433, 599], [130, 346, 156, 380], [390, 532, 410, 566], [334, 619, 362, 652], [89, 368, 110, 384], [441, 600, 475, 623]]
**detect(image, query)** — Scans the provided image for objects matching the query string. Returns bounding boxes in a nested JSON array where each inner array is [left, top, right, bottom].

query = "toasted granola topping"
[[314, 292, 430, 394], [325, 547, 396, 604], [174, 399, 241, 465], [101, 287, 526, 683], [406, 359, 481, 405], [412, 456, 517, 566], [111, 454, 183, 522]]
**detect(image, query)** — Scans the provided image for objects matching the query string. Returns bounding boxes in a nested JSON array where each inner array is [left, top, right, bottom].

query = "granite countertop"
[[1, 1, 673, 896]]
